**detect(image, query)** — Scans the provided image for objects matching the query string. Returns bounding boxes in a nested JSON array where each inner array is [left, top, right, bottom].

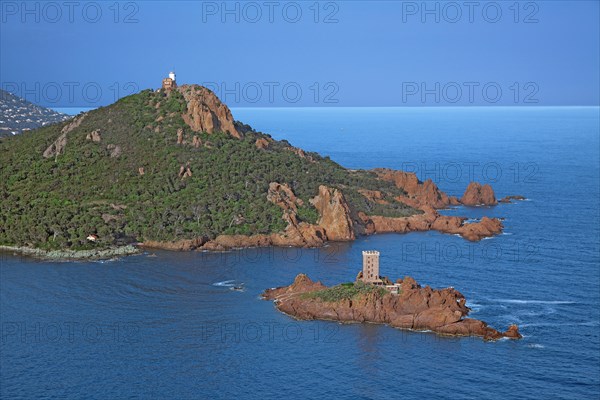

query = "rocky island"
[[0, 73, 521, 259], [263, 251, 522, 341]]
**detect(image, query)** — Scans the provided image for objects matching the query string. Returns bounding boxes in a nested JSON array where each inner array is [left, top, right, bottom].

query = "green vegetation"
[[296, 204, 319, 224], [302, 281, 387, 302], [0, 88, 419, 250]]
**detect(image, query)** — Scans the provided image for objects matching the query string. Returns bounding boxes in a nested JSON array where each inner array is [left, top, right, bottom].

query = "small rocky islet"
[[263, 273, 522, 341]]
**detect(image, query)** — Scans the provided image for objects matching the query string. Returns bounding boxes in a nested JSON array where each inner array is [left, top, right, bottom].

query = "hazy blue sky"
[[1, 1, 599, 107]]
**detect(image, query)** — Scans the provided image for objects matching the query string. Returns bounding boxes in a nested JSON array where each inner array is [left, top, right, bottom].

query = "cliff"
[[263, 274, 522, 341], [178, 85, 241, 139]]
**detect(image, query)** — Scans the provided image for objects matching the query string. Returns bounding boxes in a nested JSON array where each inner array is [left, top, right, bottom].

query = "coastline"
[[0, 245, 140, 261]]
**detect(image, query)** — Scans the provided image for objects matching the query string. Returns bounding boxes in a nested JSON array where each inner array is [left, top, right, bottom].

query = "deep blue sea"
[[1, 107, 599, 399]]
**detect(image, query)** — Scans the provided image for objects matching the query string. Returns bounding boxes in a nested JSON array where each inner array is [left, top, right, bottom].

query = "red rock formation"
[[432, 216, 503, 241], [177, 165, 192, 179], [177, 128, 184, 144], [255, 138, 270, 149], [266, 183, 325, 247], [499, 195, 526, 203], [60, 114, 86, 134], [263, 274, 522, 341], [194, 176, 504, 251], [271, 215, 326, 248], [358, 207, 503, 242], [264, 274, 326, 300], [43, 114, 89, 158], [178, 85, 241, 139], [373, 168, 459, 209], [504, 324, 522, 338], [264, 183, 327, 247], [310, 185, 355, 241], [198, 182, 327, 251], [43, 132, 68, 159], [266, 182, 302, 212], [192, 135, 201, 148], [86, 129, 101, 142], [461, 182, 498, 206], [358, 189, 388, 204]]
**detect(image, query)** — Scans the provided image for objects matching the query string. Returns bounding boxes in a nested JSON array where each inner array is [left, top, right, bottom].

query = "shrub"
[[302, 281, 386, 302]]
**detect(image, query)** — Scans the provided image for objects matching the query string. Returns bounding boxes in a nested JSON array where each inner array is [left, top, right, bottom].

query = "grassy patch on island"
[[301, 281, 387, 302]]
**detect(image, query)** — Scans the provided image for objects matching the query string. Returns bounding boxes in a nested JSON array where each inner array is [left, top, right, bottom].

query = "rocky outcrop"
[[42, 114, 87, 158], [310, 185, 355, 241], [461, 182, 497, 206], [283, 145, 315, 162], [194, 177, 504, 251], [264, 274, 326, 300], [255, 138, 270, 149], [178, 165, 192, 179], [60, 114, 86, 134], [265, 183, 326, 247], [358, 189, 388, 204], [198, 182, 327, 251], [178, 85, 241, 139], [499, 195, 526, 203], [263, 274, 522, 341], [192, 135, 201, 148], [138, 169, 505, 252], [266, 182, 303, 212], [42, 132, 68, 159], [86, 129, 101, 142], [177, 128, 184, 144], [106, 144, 121, 158], [358, 207, 503, 242], [432, 215, 503, 241], [373, 169, 460, 209]]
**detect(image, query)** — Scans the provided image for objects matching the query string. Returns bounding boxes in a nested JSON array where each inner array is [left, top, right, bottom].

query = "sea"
[[1, 107, 599, 399]]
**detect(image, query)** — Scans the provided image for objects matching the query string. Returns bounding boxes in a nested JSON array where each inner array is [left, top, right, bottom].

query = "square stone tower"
[[362, 250, 380, 283], [162, 72, 177, 90]]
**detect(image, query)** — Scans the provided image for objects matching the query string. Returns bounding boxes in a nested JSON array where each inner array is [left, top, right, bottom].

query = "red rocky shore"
[[140, 173, 520, 252], [136, 86, 523, 253], [263, 274, 522, 341]]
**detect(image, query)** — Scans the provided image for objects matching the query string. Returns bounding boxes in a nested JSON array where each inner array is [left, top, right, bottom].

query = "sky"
[[1, 0, 599, 107]]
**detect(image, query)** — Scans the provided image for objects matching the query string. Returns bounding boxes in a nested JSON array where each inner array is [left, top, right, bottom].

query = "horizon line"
[[52, 105, 600, 115]]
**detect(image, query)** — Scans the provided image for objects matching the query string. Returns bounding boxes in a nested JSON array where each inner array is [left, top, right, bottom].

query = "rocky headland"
[[141, 174, 507, 251], [263, 274, 522, 341], [1, 80, 524, 256]]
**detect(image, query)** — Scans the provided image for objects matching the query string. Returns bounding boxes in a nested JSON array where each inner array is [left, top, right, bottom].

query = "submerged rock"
[[499, 195, 526, 203]]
